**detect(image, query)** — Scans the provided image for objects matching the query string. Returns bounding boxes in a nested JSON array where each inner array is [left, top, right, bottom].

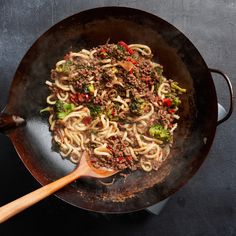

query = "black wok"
[[0, 7, 233, 213]]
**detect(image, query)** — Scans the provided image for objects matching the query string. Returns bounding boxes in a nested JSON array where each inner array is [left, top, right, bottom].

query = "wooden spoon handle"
[[0, 171, 80, 223]]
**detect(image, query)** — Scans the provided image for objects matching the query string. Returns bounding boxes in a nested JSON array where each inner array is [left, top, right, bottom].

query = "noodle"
[[41, 41, 186, 172]]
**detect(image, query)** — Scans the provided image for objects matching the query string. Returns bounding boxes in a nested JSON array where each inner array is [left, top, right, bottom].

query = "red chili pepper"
[[77, 93, 85, 102], [117, 157, 124, 162], [126, 156, 132, 161], [129, 68, 134, 74], [145, 76, 151, 83], [163, 98, 172, 107], [111, 109, 116, 116], [82, 116, 92, 125], [118, 41, 129, 49], [141, 76, 151, 84], [99, 48, 107, 58], [118, 41, 134, 55], [168, 109, 176, 114], [127, 57, 137, 64], [70, 94, 78, 103], [64, 53, 70, 60], [128, 48, 134, 54]]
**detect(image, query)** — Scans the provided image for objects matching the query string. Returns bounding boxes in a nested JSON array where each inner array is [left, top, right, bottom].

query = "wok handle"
[[209, 68, 234, 125], [0, 113, 25, 132], [0, 170, 81, 223]]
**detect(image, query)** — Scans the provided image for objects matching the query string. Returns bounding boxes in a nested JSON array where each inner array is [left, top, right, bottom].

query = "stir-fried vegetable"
[[83, 83, 95, 94], [87, 84, 95, 93], [88, 104, 101, 117], [55, 100, 75, 119], [149, 124, 171, 141], [117, 44, 125, 53], [118, 41, 134, 54], [163, 98, 172, 107], [129, 98, 147, 115], [171, 96, 181, 107], [154, 64, 163, 77], [171, 82, 186, 93], [55, 61, 73, 73], [40, 107, 51, 113], [99, 48, 108, 59]]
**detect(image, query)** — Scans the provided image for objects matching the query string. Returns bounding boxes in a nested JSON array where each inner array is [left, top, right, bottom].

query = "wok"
[[0, 7, 233, 213]]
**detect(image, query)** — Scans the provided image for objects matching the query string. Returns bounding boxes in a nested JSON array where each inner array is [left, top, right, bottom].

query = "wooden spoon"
[[0, 152, 118, 223]]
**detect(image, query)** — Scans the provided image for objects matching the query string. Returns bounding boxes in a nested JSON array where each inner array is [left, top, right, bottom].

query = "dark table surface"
[[0, 1, 235, 235]]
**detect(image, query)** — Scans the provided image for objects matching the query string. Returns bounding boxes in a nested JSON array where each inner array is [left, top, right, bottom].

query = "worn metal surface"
[[0, 1, 235, 235]]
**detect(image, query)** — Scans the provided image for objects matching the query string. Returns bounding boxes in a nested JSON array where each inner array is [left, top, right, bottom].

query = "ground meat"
[[91, 137, 138, 171]]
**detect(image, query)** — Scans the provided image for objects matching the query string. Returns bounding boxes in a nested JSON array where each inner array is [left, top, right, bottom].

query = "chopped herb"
[[76, 64, 85, 69], [87, 65, 95, 70], [117, 44, 125, 53], [155, 65, 163, 76], [154, 82, 160, 91], [150, 71, 155, 79], [55, 61, 73, 73]]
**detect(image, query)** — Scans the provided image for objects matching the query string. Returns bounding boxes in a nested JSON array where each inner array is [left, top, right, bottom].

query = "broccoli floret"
[[129, 98, 147, 115], [171, 82, 186, 93], [172, 96, 181, 107], [88, 104, 101, 117], [55, 100, 75, 119], [149, 124, 171, 141]]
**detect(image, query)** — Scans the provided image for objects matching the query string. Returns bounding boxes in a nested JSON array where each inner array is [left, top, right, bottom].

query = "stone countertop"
[[0, 1, 235, 235]]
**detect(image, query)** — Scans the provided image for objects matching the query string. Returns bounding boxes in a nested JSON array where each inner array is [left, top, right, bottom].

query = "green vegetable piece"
[[83, 83, 89, 93], [155, 65, 163, 76], [83, 83, 94, 94], [117, 44, 125, 53], [129, 98, 146, 115], [55, 61, 73, 73], [149, 124, 171, 142], [150, 71, 155, 79], [55, 100, 75, 119], [171, 82, 186, 93], [87, 84, 94, 93], [172, 96, 181, 107], [88, 104, 101, 117], [40, 107, 51, 113], [57, 112, 68, 120]]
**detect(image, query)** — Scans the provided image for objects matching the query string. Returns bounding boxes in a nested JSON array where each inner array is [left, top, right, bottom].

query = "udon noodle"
[[41, 41, 186, 172]]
